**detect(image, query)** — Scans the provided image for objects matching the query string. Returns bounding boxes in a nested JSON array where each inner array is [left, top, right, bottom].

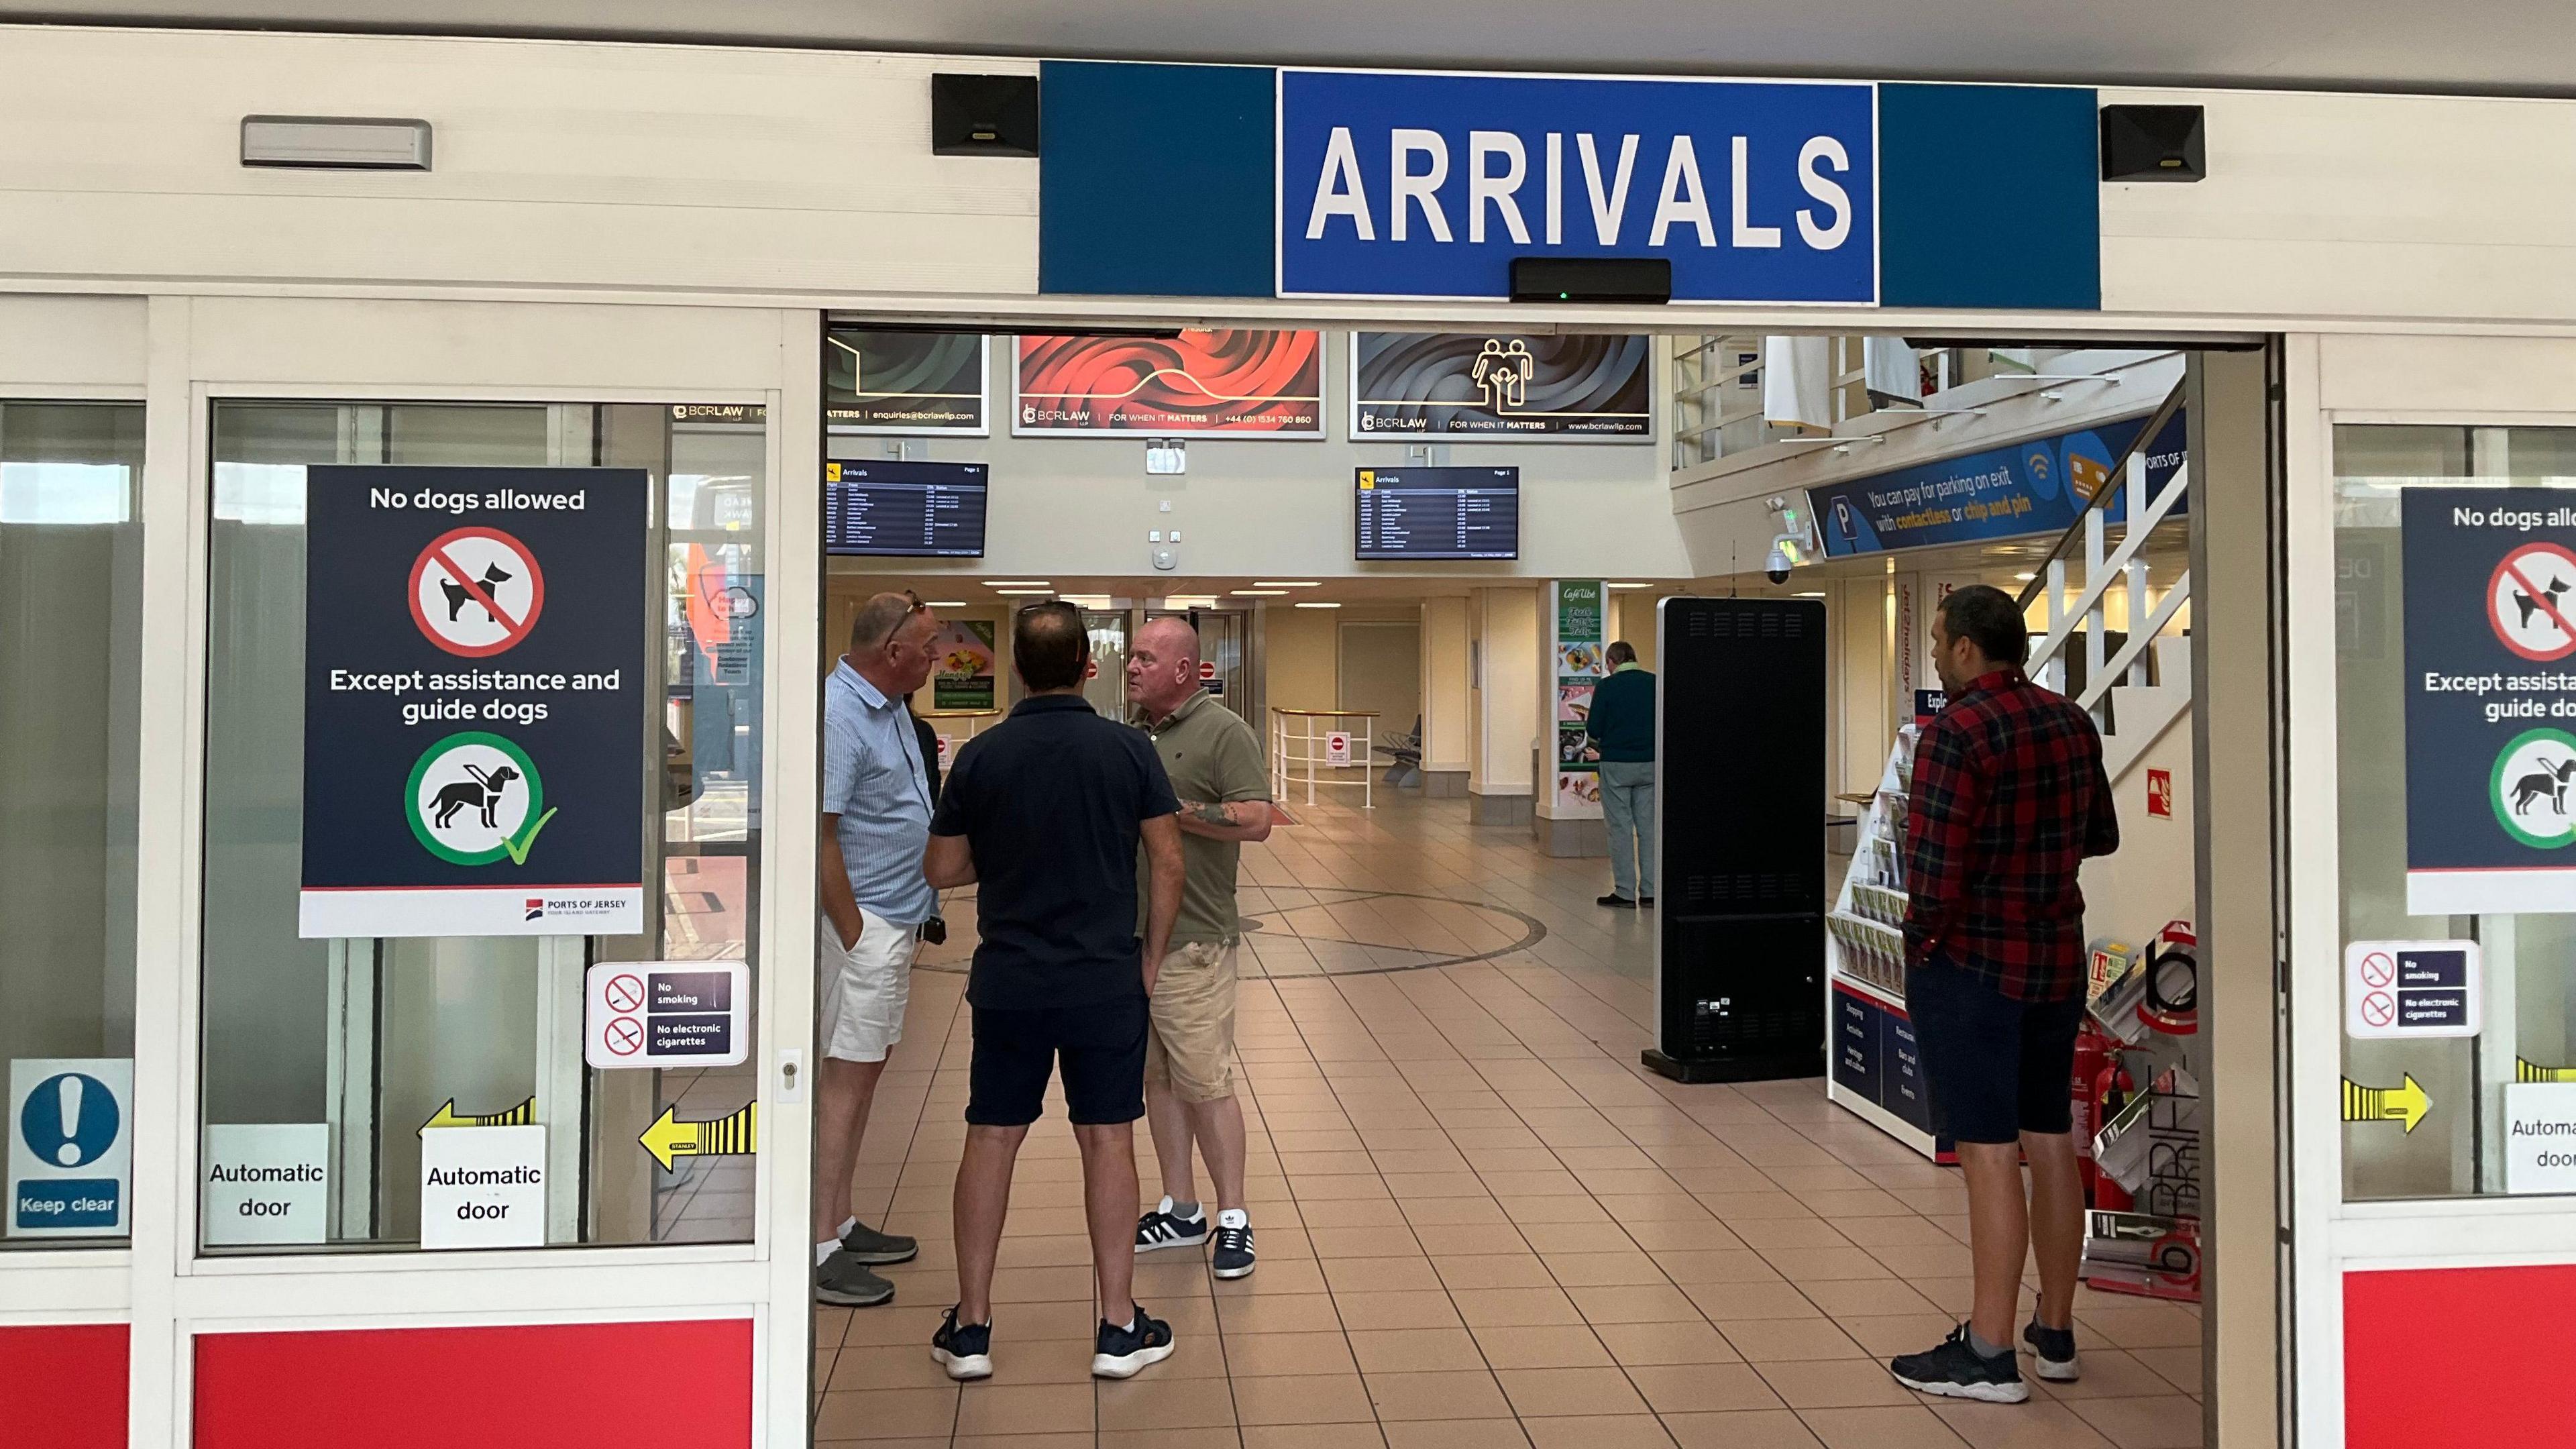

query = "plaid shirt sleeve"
[[1902, 716, 1986, 967]]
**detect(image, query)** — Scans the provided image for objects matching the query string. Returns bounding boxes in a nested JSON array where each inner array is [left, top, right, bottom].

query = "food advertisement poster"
[[825, 328, 989, 435], [1548, 581, 1609, 819], [930, 619, 998, 711], [1352, 333, 1652, 439], [1013, 329, 1325, 435]]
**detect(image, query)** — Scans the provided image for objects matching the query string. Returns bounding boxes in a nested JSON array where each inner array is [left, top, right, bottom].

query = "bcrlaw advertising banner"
[[300, 466, 649, 938], [1279, 69, 1876, 303], [1014, 330, 1323, 435], [1351, 332, 1651, 439]]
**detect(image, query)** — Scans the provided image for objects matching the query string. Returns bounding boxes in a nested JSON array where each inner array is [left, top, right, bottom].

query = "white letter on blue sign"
[[1649, 135, 1717, 249], [1391, 129, 1454, 244], [1730, 136, 1782, 249], [1577, 133, 1640, 246], [1544, 133, 1564, 245], [1797, 136, 1852, 249], [1305, 126, 1375, 241], [1468, 131, 1532, 245]]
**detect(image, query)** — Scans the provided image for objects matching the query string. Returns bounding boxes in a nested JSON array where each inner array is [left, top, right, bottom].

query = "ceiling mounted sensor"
[[1510, 256, 1672, 305], [240, 115, 431, 170], [932, 73, 1040, 157], [2100, 104, 2206, 182]]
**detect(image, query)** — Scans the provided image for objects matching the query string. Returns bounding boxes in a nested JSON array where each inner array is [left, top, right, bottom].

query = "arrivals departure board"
[[824, 460, 989, 557], [1354, 466, 1519, 561]]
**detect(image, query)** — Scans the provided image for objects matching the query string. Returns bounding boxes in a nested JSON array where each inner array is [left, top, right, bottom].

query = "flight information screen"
[[1354, 466, 1520, 561], [824, 460, 989, 557]]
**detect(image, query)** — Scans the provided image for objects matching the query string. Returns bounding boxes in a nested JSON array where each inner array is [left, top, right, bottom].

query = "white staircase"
[[2100, 635, 2192, 783]]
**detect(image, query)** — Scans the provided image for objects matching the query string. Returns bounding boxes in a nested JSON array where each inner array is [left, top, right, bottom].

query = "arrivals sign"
[[301, 466, 649, 938], [1811, 411, 2188, 558], [1278, 70, 1876, 303], [2401, 488, 2576, 912]]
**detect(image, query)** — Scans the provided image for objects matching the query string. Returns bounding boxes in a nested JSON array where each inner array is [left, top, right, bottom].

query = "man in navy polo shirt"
[[922, 600, 1186, 1383]]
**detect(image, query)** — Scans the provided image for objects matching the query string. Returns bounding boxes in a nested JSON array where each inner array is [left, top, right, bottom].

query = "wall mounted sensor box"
[[240, 115, 432, 170], [932, 74, 1040, 157], [1510, 256, 1672, 304], [2100, 105, 2206, 182]]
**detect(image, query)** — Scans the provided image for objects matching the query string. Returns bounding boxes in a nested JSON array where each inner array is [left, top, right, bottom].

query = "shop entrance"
[[803, 318, 2278, 1449]]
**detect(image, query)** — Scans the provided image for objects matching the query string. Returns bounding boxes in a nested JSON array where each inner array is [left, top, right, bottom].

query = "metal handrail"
[[2012, 378, 2186, 614]]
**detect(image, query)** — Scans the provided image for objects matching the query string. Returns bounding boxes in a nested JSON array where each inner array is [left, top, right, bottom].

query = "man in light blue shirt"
[[814, 591, 941, 1307]]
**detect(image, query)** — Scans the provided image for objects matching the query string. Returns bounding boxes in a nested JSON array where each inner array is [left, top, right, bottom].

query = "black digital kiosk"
[[1644, 596, 1828, 1083]]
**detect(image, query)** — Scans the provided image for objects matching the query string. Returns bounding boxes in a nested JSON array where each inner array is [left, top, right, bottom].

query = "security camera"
[[1764, 535, 1799, 585]]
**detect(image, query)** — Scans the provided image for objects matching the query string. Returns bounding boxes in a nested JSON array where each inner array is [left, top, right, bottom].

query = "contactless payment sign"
[[301, 466, 648, 939], [2402, 490, 2576, 912], [8, 1059, 133, 1238]]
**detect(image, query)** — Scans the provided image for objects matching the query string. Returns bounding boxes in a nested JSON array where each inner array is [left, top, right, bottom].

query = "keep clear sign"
[[299, 466, 648, 938], [2402, 488, 2576, 913]]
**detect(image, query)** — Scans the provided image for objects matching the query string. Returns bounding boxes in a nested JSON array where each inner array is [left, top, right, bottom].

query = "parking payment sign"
[[8, 1059, 133, 1238]]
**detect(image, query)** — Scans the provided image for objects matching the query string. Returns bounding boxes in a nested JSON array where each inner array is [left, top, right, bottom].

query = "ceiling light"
[[1230, 588, 1289, 596], [2014, 571, 2037, 581], [1795, 591, 1827, 598], [1295, 601, 1343, 609], [1254, 581, 1320, 588], [993, 588, 1052, 596], [1163, 596, 1218, 609], [924, 600, 967, 607], [1606, 582, 1656, 589], [983, 580, 1048, 588]]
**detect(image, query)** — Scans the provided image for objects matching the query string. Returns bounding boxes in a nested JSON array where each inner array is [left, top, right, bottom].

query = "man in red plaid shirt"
[[1888, 584, 2118, 1405]]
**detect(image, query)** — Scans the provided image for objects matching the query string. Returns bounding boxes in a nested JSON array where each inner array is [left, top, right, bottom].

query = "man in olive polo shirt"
[[1123, 617, 1273, 1279]]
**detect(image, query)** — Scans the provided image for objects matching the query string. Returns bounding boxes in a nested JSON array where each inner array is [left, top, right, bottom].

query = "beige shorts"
[[817, 906, 918, 1063], [1144, 940, 1239, 1102]]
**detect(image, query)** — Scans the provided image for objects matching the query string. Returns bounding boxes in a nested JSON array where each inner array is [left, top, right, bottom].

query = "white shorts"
[[818, 906, 918, 1063]]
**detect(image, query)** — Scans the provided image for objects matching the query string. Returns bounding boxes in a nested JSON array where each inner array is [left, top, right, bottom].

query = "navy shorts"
[[966, 996, 1150, 1128], [1906, 956, 2086, 1146]]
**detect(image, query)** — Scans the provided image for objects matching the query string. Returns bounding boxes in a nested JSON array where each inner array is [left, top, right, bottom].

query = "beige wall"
[[1421, 598, 1471, 773], [1262, 605, 1339, 714], [1609, 592, 1658, 669], [1470, 587, 1542, 797]]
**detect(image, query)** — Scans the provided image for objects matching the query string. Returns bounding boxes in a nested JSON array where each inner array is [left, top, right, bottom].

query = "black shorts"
[[966, 996, 1150, 1128], [1906, 955, 2086, 1146]]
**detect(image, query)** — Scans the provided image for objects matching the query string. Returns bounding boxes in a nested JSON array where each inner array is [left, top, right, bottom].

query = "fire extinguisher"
[[2090, 1049, 2137, 1212]]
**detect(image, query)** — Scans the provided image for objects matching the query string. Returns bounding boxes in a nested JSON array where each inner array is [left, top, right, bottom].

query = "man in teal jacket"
[[1582, 641, 1656, 908]]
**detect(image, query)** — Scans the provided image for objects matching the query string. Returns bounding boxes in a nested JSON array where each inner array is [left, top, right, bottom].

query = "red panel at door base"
[[2347, 1265, 2576, 1446], [0, 1324, 128, 1449], [196, 1319, 752, 1449]]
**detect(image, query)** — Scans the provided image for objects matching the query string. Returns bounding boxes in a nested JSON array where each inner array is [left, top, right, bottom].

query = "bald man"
[[814, 591, 941, 1307], [1123, 616, 1272, 1279]]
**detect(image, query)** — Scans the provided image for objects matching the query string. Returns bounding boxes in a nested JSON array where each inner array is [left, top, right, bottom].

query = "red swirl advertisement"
[[1013, 329, 1324, 435]]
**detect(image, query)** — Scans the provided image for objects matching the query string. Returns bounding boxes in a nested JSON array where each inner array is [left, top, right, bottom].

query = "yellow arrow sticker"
[[2519, 1059, 2576, 1083], [640, 1102, 757, 1171], [2341, 1074, 2430, 1132], [420, 1095, 536, 1133]]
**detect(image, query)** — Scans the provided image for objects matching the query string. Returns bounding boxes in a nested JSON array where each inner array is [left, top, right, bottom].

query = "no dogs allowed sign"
[[2404, 489, 2576, 914], [301, 466, 648, 938]]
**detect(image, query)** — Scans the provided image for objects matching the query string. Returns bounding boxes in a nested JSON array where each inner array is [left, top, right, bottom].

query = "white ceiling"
[[7, 0, 2575, 97]]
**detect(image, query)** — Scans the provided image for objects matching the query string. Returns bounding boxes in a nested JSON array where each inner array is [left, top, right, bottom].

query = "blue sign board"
[[1278, 69, 1876, 303], [1811, 411, 2187, 558]]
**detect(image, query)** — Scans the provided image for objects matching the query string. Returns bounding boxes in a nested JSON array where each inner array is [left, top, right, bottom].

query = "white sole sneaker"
[[1091, 1342, 1175, 1379], [930, 1346, 993, 1381], [1212, 1260, 1255, 1281], [2033, 1353, 2081, 1383], [1134, 1229, 1208, 1254], [1892, 1373, 2030, 1403]]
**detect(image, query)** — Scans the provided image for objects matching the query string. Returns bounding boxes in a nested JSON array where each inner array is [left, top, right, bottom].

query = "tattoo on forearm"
[[1194, 802, 1232, 826]]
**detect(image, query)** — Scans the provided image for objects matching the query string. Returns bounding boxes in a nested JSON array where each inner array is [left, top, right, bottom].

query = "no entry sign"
[[301, 466, 648, 938], [2403, 489, 2576, 912]]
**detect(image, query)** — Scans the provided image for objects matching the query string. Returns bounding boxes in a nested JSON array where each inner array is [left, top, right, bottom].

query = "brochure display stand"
[[1824, 725, 1945, 1160]]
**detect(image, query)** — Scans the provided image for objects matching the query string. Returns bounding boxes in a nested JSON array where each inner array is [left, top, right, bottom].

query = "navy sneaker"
[[1134, 1199, 1209, 1254], [2024, 1319, 2080, 1381], [1092, 1305, 1176, 1379], [1890, 1324, 2029, 1403], [929, 1306, 993, 1381], [1211, 1220, 1256, 1280]]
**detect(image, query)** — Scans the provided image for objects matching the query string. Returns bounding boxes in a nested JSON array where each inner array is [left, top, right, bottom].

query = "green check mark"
[[502, 806, 559, 865]]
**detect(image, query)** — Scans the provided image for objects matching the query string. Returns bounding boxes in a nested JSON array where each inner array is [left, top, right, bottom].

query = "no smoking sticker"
[[411, 525, 546, 657], [2488, 541, 2576, 661], [2345, 940, 2481, 1039]]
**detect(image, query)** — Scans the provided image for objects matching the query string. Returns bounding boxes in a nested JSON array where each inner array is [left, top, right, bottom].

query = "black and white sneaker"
[[1211, 1218, 1256, 1279], [1134, 1197, 1209, 1254], [929, 1306, 993, 1381], [1092, 1305, 1175, 1379], [1890, 1324, 2029, 1403], [2023, 1319, 2080, 1381]]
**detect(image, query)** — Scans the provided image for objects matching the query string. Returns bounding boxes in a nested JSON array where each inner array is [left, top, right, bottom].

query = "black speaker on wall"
[[932, 73, 1040, 157], [1644, 596, 1827, 1084]]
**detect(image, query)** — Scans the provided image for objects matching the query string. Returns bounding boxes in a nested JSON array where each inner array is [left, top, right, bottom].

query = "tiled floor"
[[816, 788, 2204, 1448]]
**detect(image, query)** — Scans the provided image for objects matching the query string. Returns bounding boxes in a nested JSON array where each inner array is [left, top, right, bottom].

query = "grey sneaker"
[[840, 1220, 918, 1265], [815, 1249, 895, 1307]]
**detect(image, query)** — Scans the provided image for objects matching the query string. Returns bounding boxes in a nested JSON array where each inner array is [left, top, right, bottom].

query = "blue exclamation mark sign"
[[14, 1070, 121, 1230]]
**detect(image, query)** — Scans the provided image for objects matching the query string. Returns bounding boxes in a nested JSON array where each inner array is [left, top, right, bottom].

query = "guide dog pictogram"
[[431, 761, 522, 830], [2511, 757, 2576, 817]]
